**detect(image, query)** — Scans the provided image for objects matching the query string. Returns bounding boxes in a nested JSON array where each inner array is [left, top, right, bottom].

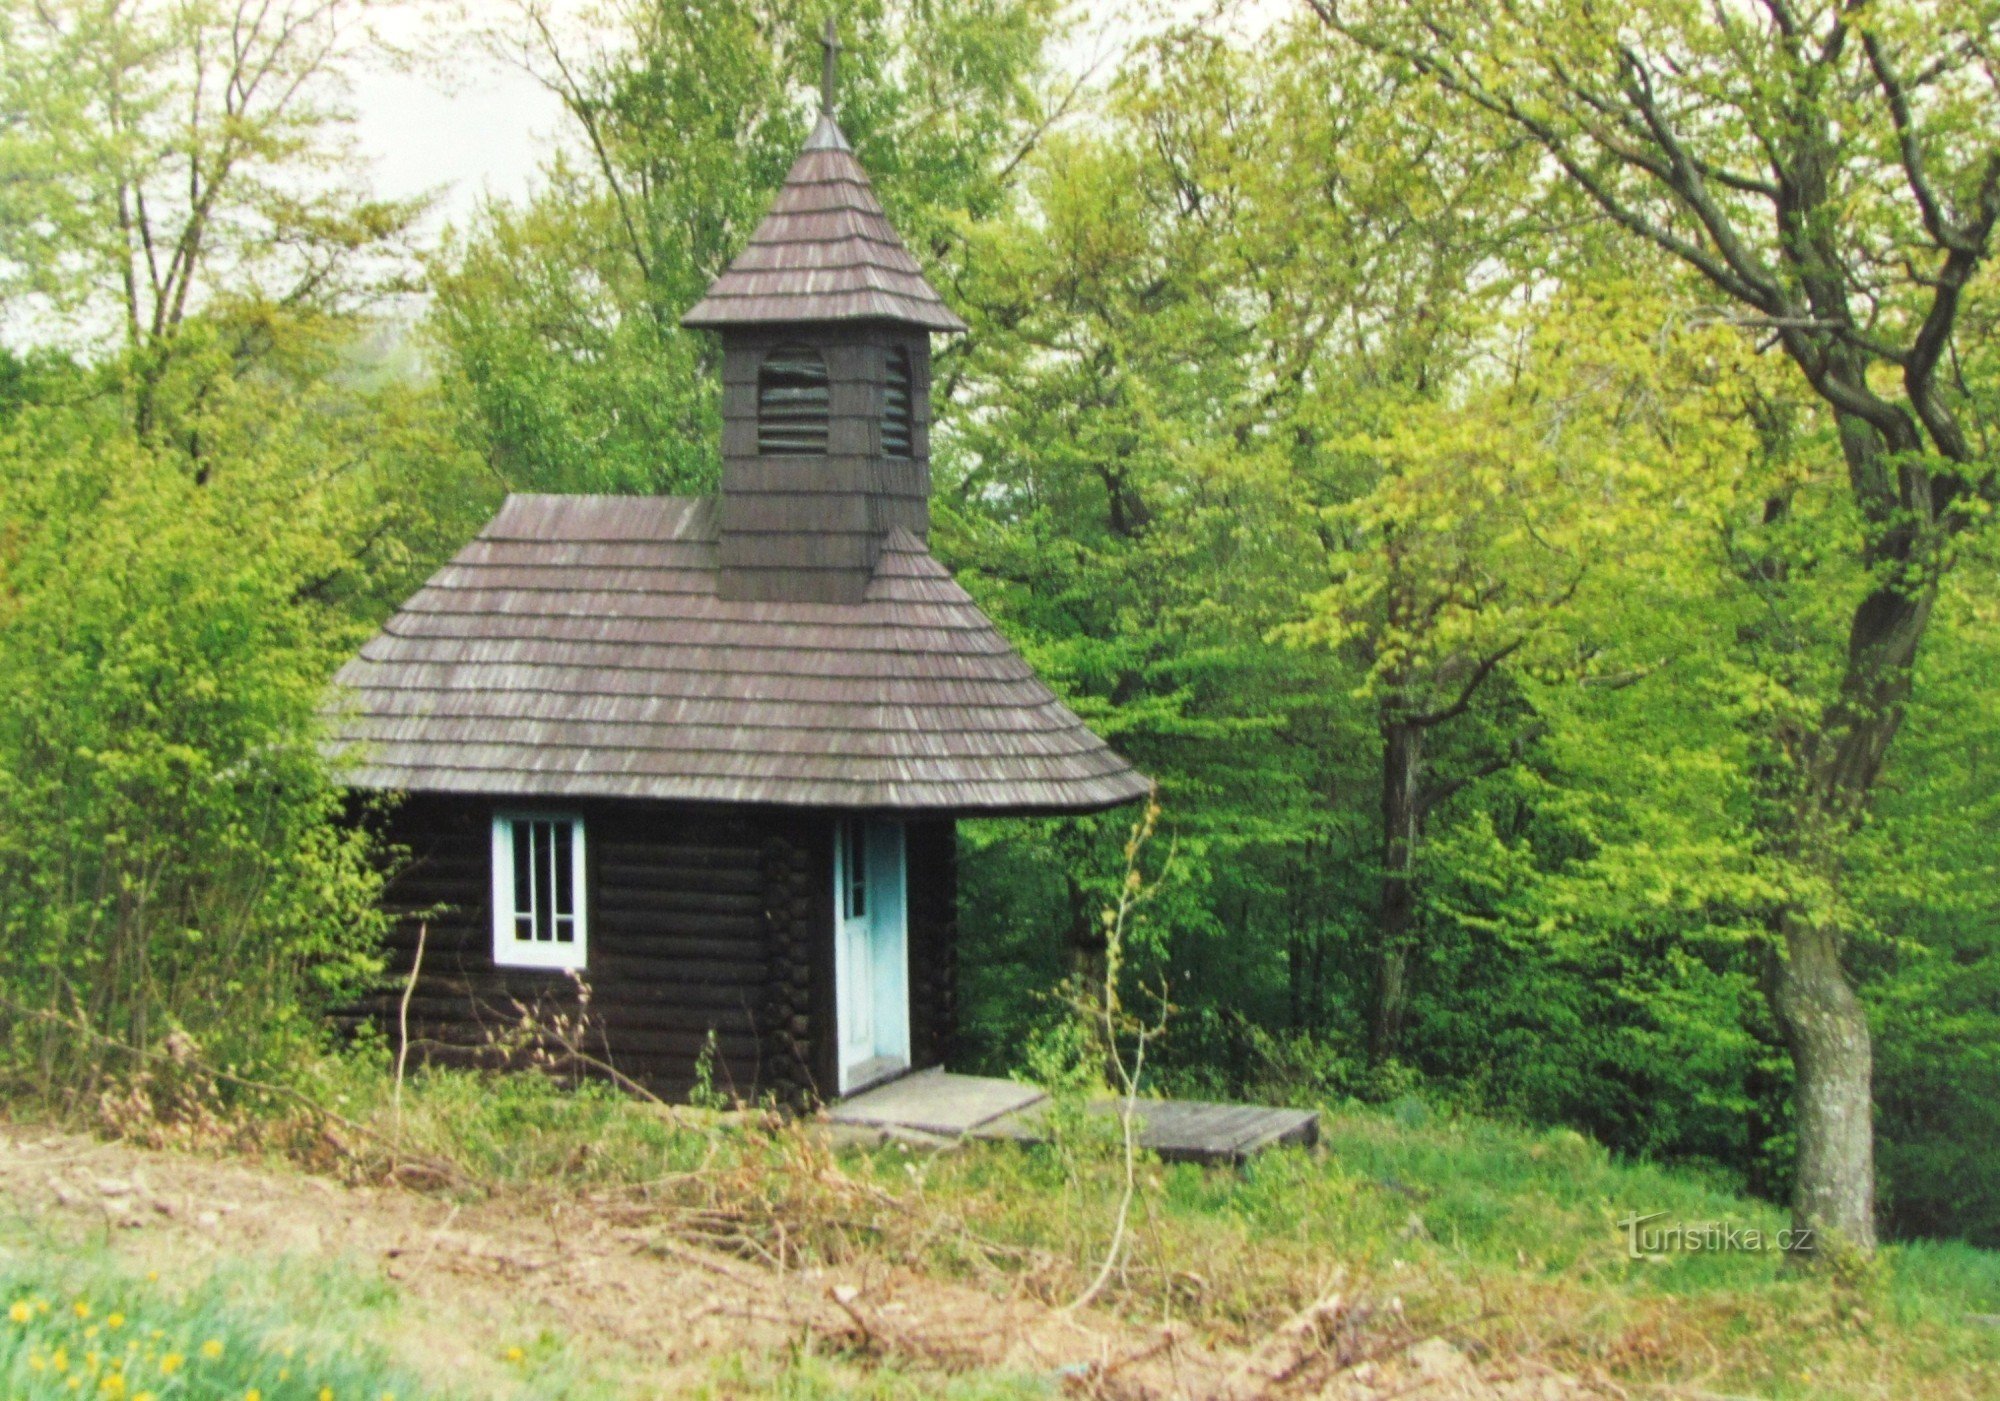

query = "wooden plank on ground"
[[968, 1097, 1319, 1166]]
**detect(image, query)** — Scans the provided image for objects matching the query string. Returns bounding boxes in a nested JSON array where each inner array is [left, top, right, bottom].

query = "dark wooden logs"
[[358, 796, 958, 1107]]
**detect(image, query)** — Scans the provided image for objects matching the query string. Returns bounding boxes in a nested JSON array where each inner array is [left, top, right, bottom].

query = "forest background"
[[0, 0, 1994, 1256]]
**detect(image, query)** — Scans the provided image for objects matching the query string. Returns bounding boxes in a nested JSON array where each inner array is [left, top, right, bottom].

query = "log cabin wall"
[[906, 820, 959, 1069], [761, 813, 833, 1105], [373, 794, 796, 1101], [365, 795, 956, 1105]]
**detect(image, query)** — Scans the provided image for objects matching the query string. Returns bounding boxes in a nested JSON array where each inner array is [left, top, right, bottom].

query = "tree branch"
[[1418, 719, 1550, 817], [1861, 28, 1962, 252], [1406, 636, 1523, 729]]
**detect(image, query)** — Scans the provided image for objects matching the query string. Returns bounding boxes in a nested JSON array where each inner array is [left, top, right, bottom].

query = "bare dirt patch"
[[0, 1120, 1604, 1399]]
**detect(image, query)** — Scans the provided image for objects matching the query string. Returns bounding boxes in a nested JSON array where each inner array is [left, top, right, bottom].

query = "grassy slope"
[[3, 1075, 1996, 1400], [858, 1103, 2000, 1398], [0, 1219, 432, 1401], [1297, 1112, 2000, 1393], [0, 1195, 1048, 1401]]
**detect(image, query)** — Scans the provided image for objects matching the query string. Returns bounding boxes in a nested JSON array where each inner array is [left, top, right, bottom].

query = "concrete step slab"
[[827, 1068, 1048, 1136]]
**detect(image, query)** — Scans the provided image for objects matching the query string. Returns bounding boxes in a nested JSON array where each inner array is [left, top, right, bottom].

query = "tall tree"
[[1211, 24, 1555, 1063], [0, 0, 423, 438], [1318, 0, 2000, 1253], [1285, 392, 1588, 1062]]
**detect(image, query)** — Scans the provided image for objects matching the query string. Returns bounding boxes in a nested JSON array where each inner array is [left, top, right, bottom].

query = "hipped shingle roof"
[[680, 114, 967, 332], [330, 495, 1149, 813]]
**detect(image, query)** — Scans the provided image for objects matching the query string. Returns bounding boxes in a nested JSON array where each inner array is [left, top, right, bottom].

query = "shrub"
[[0, 405, 384, 1097]]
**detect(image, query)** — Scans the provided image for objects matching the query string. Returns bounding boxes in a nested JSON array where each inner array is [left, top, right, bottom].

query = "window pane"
[[511, 819, 533, 938], [532, 821, 554, 941], [846, 822, 867, 919], [554, 820, 574, 918], [497, 815, 586, 967]]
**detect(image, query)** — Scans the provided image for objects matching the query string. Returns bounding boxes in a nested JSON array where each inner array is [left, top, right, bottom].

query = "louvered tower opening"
[[757, 347, 830, 454], [882, 344, 913, 457]]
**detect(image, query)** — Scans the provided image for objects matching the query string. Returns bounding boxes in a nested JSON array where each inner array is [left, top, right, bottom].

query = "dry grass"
[[12, 1052, 1997, 1401]]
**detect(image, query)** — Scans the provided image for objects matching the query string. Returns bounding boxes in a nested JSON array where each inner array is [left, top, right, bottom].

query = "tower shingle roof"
[[680, 114, 967, 332]]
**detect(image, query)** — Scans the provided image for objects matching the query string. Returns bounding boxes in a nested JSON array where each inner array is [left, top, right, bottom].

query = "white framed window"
[[840, 819, 869, 920], [491, 813, 587, 970]]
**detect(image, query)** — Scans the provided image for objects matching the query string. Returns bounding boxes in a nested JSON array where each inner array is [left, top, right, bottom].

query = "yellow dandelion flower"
[[100, 1374, 126, 1398], [74, 1300, 91, 1318], [158, 1353, 183, 1375], [319, 1388, 335, 1401], [53, 1346, 70, 1371], [10, 1298, 33, 1323], [246, 1389, 262, 1401], [85, 1325, 101, 1339], [30, 1353, 48, 1373], [503, 1345, 525, 1363], [144, 1272, 158, 1284], [67, 1377, 82, 1392], [199, 1339, 223, 1361], [136, 1394, 155, 1401], [107, 1313, 124, 1330]]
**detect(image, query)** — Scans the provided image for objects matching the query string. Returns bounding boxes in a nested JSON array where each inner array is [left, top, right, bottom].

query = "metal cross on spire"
[[820, 16, 841, 115]]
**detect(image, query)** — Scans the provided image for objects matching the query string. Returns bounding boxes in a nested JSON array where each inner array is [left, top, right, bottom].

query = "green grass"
[[0, 1205, 1053, 1401], [326, 1065, 2000, 1397], [16, 1065, 1999, 1400], [0, 1219, 432, 1401], [834, 1098, 2000, 1398]]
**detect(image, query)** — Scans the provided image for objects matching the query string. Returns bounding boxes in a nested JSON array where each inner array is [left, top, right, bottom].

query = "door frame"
[[832, 817, 910, 1095]]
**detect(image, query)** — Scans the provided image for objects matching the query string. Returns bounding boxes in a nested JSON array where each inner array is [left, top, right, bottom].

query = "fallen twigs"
[[0, 996, 471, 1190]]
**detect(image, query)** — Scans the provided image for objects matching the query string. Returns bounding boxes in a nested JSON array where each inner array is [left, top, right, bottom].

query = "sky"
[[346, 5, 571, 234], [340, 1, 1286, 236]]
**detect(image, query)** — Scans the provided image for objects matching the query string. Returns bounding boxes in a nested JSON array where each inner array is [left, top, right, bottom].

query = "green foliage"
[[0, 0, 427, 446], [0, 395, 390, 1085], [943, 9, 2000, 1250], [1855, 560, 2000, 1242], [0, 0, 494, 1099]]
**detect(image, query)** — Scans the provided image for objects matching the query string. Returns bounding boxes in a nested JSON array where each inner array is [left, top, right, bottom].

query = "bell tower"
[[681, 23, 965, 604]]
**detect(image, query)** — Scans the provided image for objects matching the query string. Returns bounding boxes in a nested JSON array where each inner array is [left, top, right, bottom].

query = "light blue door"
[[834, 819, 909, 1094]]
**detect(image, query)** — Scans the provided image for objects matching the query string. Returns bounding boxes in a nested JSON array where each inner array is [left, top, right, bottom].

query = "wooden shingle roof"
[[330, 495, 1149, 813], [680, 114, 967, 332]]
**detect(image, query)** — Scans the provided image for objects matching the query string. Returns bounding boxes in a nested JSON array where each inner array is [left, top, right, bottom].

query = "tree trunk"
[[1064, 870, 1103, 988], [1288, 920, 1306, 1030], [1370, 717, 1422, 1062], [1759, 418, 1936, 1255], [1770, 914, 1877, 1254]]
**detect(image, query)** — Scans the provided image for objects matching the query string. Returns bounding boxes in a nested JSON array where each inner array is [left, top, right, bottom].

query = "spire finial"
[[819, 16, 841, 115]]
